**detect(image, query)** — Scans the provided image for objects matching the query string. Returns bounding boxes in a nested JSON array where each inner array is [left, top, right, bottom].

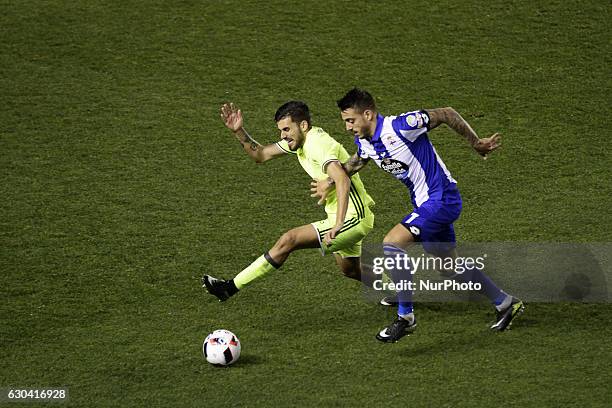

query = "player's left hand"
[[310, 179, 334, 205], [220, 102, 243, 133], [474, 133, 501, 159], [323, 225, 342, 245]]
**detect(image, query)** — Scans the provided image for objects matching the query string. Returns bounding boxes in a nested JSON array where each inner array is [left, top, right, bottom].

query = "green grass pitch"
[[1, 0, 611, 406]]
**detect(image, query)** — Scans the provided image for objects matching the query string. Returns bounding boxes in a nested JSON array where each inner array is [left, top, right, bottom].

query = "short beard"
[[290, 129, 306, 150], [359, 126, 373, 139]]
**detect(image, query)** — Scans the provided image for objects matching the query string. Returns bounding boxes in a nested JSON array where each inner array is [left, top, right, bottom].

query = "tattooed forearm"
[[342, 153, 370, 176], [235, 138, 258, 151], [325, 154, 368, 187], [427, 108, 480, 147], [231, 128, 267, 162], [235, 129, 262, 152]]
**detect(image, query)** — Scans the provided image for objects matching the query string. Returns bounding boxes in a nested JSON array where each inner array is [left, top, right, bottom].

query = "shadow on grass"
[[236, 354, 265, 366], [388, 303, 612, 357]]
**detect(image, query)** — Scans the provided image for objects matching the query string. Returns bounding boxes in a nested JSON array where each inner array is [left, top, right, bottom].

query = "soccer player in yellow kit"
[[202, 101, 376, 301]]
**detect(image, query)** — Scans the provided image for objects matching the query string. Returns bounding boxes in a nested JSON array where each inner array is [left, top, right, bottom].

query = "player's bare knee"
[[384, 233, 401, 246], [334, 255, 361, 280], [383, 236, 405, 249], [274, 230, 298, 253], [384, 228, 415, 248]]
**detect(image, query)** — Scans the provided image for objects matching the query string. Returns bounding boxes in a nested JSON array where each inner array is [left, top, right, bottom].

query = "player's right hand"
[[310, 179, 333, 205], [323, 225, 342, 245], [474, 133, 501, 159], [220, 103, 243, 133]]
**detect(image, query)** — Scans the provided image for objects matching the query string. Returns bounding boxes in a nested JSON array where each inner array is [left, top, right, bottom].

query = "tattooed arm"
[[426, 107, 501, 158], [220, 103, 286, 163], [310, 152, 370, 205], [342, 152, 370, 177], [232, 127, 285, 163]]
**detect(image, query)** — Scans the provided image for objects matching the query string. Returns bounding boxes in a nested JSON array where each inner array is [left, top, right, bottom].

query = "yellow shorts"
[[311, 210, 374, 258]]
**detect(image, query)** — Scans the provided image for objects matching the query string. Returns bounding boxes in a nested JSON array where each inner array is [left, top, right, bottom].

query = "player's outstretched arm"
[[426, 107, 501, 159], [322, 161, 351, 245], [220, 103, 285, 163]]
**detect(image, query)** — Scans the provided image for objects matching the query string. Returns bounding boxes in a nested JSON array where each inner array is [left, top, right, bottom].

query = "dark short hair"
[[274, 101, 311, 127], [337, 88, 377, 112]]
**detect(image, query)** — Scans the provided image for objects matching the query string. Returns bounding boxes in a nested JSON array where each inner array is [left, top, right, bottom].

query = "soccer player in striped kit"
[[312, 88, 524, 342]]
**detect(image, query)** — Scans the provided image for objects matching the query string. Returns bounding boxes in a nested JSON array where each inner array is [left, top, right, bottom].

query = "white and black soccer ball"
[[203, 329, 241, 366]]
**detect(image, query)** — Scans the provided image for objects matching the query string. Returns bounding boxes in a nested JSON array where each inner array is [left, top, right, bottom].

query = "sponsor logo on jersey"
[[381, 158, 409, 176]]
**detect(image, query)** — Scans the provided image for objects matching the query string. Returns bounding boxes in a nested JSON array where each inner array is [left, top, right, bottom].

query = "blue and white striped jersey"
[[355, 111, 457, 208]]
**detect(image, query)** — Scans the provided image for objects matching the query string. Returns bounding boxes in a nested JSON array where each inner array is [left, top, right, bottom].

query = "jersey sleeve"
[[311, 132, 342, 173], [275, 140, 296, 154], [391, 110, 430, 141]]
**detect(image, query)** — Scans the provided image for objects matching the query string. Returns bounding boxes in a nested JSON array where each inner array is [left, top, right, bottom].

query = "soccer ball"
[[203, 329, 241, 366]]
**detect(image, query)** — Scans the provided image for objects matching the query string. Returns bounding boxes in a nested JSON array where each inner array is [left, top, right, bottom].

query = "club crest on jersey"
[[381, 158, 409, 176], [405, 112, 429, 129], [406, 115, 418, 127]]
